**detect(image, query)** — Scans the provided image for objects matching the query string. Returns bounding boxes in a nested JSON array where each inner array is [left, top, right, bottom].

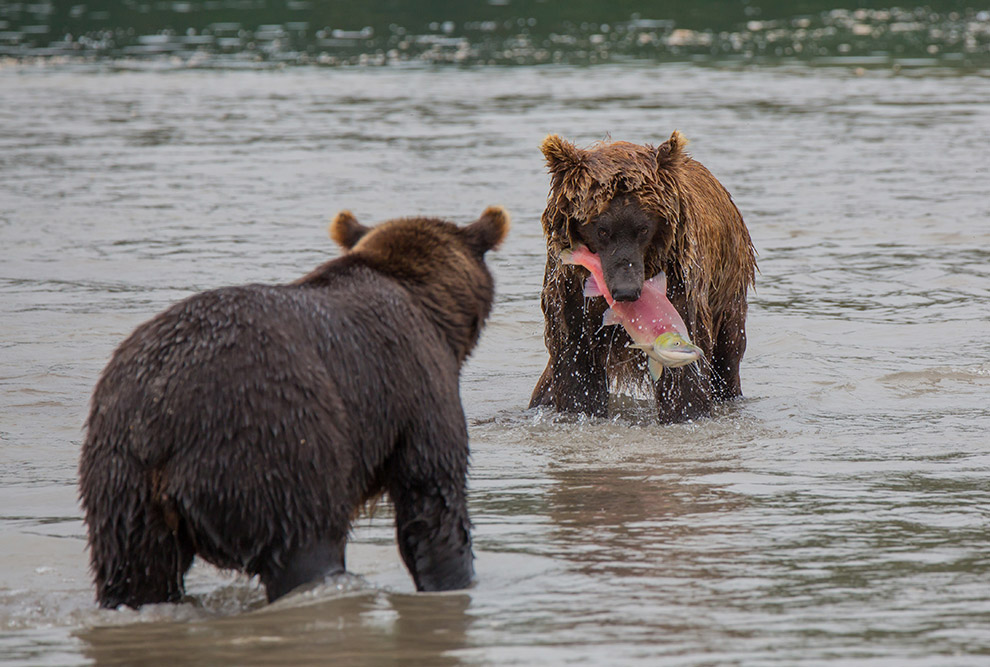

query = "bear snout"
[[611, 285, 642, 302], [603, 258, 645, 302]]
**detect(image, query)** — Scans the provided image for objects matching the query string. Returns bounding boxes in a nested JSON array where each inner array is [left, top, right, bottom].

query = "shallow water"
[[2, 60, 989, 665]]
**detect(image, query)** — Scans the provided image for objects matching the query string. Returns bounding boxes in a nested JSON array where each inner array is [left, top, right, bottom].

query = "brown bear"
[[79, 206, 509, 609], [529, 132, 756, 423]]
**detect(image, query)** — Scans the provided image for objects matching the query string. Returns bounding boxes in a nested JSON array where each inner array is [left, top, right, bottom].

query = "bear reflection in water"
[[78, 206, 509, 609]]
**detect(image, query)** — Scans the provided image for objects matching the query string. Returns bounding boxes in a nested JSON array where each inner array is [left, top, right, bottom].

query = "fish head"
[[577, 194, 658, 302], [651, 332, 703, 367]]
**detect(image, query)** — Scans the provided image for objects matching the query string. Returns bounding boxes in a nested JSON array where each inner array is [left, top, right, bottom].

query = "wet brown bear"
[[79, 206, 509, 609], [529, 132, 756, 423]]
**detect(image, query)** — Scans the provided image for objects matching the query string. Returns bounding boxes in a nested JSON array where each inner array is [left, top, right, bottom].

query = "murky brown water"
[[2, 62, 990, 665]]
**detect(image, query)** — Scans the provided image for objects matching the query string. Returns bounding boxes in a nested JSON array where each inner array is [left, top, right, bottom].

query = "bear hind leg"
[[528, 361, 555, 409], [84, 470, 196, 610], [710, 307, 748, 403]]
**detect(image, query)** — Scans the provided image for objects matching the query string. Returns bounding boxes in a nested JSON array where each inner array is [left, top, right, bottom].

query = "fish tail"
[[602, 307, 622, 326], [583, 277, 605, 298]]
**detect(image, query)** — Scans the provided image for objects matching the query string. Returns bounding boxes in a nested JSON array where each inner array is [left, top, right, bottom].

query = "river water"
[[2, 47, 990, 667]]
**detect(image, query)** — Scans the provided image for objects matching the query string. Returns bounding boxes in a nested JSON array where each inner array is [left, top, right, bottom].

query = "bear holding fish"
[[530, 131, 757, 423]]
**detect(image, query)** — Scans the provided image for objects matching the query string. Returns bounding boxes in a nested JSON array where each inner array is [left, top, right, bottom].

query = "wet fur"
[[80, 207, 509, 609], [530, 132, 756, 423]]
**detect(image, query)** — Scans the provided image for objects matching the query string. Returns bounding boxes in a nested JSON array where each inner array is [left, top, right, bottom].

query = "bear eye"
[[637, 226, 650, 238], [597, 228, 609, 241]]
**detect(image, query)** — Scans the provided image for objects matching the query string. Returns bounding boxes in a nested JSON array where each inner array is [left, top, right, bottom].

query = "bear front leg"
[[651, 302, 713, 422], [653, 364, 714, 423], [529, 265, 610, 417], [389, 415, 474, 592], [260, 537, 347, 602], [530, 342, 609, 417]]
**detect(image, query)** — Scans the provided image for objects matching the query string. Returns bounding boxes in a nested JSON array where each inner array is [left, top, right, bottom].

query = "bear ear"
[[462, 206, 510, 255], [656, 130, 688, 165], [329, 210, 371, 250], [540, 134, 584, 171]]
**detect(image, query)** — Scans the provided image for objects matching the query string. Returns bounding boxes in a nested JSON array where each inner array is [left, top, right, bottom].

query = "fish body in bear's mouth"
[[559, 244, 702, 380]]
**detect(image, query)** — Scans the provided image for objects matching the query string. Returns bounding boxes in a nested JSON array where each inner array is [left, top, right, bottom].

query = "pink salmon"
[[559, 245, 702, 380]]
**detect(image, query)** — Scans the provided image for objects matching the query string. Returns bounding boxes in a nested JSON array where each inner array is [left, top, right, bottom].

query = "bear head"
[[540, 131, 689, 302], [330, 206, 509, 362]]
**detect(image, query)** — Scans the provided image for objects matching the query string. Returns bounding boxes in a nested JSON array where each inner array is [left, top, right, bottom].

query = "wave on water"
[[879, 364, 990, 396], [1, 568, 388, 638]]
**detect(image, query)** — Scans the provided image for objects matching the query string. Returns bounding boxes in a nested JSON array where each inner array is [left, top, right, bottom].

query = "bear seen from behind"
[[79, 206, 509, 609]]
